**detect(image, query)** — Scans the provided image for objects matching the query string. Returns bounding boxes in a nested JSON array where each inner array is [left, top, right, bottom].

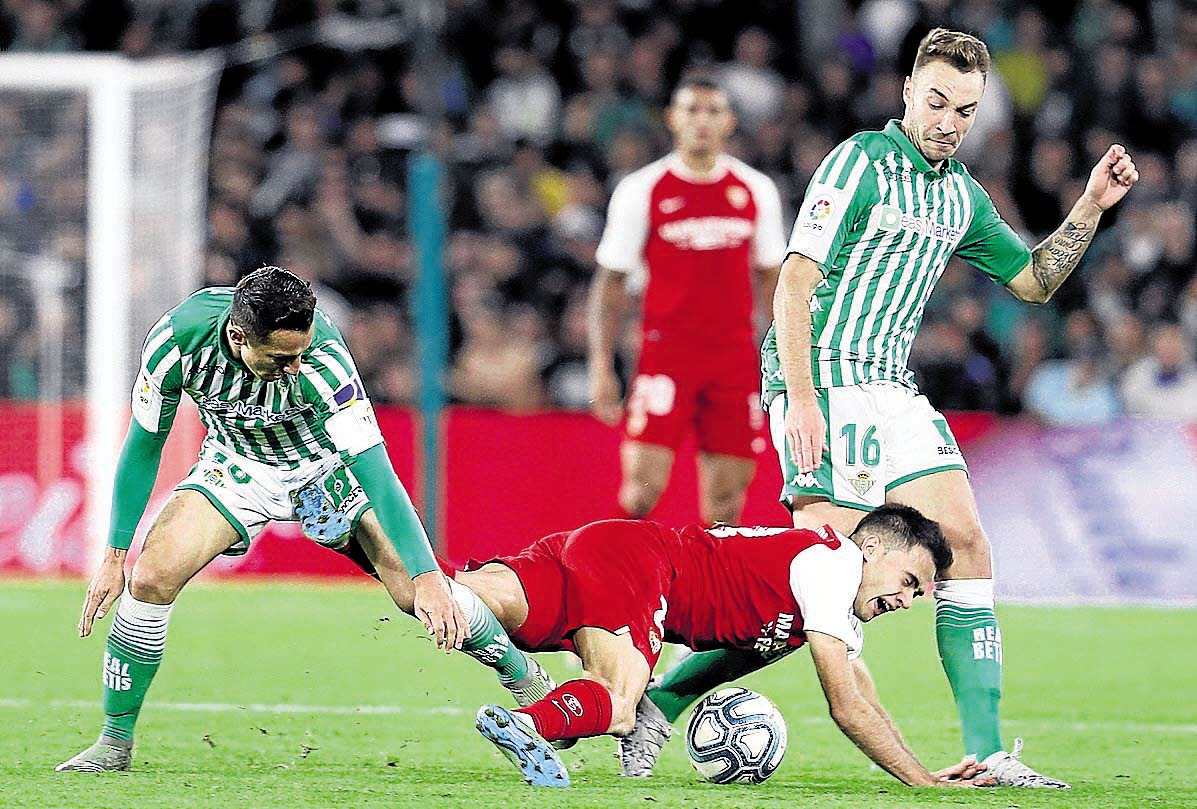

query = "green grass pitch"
[[2, 580, 1193, 808]]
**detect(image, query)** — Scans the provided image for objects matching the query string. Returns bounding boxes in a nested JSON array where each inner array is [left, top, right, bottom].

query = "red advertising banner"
[[0, 401, 1005, 581]]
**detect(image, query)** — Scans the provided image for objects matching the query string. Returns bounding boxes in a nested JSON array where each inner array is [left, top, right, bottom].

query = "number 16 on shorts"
[[769, 387, 885, 510]]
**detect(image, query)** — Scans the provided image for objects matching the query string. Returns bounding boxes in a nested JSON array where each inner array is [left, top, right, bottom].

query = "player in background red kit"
[[588, 77, 786, 524], [460, 504, 992, 788]]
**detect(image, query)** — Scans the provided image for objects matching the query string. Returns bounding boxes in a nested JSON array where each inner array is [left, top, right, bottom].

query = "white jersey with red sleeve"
[[662, 523, 864, 661], [595, 153, 786, 347]]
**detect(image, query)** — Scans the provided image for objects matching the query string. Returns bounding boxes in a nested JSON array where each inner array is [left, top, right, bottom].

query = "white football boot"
[[981, 737, 1070, 788], [618, 693, 673, 777]]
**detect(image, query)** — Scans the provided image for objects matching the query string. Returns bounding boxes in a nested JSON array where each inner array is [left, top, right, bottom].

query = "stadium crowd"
[[1, 0, 1196, 422]]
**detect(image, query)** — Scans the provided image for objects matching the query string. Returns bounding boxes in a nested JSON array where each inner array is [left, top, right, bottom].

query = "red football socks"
[[515, 679, 614, 741]]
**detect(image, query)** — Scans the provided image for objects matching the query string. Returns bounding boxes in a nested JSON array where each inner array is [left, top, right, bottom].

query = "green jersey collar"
[[882, 119, 950, 175]]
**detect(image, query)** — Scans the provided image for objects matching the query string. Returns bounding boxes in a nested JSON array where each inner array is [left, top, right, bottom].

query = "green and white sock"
[[448, 580, 530, 686], [935, 578, 1003, 759], [101, 591, 174, 742]]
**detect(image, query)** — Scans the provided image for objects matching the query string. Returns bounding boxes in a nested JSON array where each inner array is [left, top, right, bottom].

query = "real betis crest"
[[851, 471, 874, 496]]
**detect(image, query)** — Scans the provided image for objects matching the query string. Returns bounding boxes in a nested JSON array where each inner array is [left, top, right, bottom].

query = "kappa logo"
[[790, 472, 818, 489], [851, 471, 874, 496]]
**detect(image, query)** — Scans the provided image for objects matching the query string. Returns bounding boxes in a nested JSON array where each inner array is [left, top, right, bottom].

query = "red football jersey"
[[658, 523, 865, 660], [595, 154, 785, 348]]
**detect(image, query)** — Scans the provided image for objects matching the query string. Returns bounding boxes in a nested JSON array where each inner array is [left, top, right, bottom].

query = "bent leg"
[[888, 470, 1002, 759], [696, 452, 755, 525], [516, 628, 651, 741], [619, 441, 674, 518], [106, 490, 240, 742]]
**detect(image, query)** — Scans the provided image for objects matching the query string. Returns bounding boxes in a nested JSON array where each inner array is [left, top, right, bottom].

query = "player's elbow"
[[827, 694, 873, 732], [1006, 268, 1052, 305], [1015, 286, 1052, 305]]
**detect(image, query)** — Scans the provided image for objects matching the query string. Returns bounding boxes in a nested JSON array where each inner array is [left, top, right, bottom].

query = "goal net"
[[0, 54, 220, 572]]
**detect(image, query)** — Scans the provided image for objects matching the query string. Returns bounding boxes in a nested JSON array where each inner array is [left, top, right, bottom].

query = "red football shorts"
[[495, 520, 675, 670], [624, 337, 765, 458]]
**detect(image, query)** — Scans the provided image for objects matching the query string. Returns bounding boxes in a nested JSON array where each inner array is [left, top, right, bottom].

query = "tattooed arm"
[[1006, 145, 1139, 304]]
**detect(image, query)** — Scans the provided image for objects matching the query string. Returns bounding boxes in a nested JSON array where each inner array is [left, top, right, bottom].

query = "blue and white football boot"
[[475, 704, 570, 787]]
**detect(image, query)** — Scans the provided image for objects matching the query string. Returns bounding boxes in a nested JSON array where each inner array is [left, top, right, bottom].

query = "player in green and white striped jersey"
[[631, 29, 1138, 788], [57, 267, 555, 773]]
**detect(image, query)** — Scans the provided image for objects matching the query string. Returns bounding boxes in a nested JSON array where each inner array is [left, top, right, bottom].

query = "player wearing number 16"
[[56, 267, 554, 773], [634, 28, 1138, 787]]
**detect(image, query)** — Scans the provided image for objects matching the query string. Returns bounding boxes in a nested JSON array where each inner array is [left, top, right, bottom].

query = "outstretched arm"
[[809, 632, 966, 787], [78, 422, 169, 637], [809, 632, 937, 785], [1006, 144, 1138, 304], [348, 443, 466, 652]]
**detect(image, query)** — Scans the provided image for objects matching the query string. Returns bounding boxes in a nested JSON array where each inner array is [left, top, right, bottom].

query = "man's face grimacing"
[[229, 324, 313, 382], [853, 533, 937, 622], [901, 59, 986, 165], [667, 87, 735, 155]]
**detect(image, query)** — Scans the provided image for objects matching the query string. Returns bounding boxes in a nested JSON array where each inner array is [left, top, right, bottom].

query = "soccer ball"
[[685, 687, 787, 784]]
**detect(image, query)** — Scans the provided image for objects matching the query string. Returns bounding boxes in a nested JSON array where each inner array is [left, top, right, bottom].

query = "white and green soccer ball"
[[685, 687, 787, 784]]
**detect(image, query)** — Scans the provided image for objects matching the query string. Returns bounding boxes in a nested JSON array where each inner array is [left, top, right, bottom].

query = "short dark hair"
[[913, 27, 991, 77], [670, 74, 725, 104], [230, 266, 316, 343], [853, 503, 953, 577]]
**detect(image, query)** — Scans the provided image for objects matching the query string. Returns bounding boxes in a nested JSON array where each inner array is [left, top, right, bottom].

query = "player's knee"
[[620, 479, 664, 517], [128, 563, 181, 605], [702, 489, 746, 525], [942, 519, 989, 556]]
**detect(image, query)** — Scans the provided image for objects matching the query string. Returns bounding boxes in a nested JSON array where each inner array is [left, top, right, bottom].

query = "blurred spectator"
[[449, 304, 546, 412], [1023, 312, 1122, 426], [992, 7, 1049, 118], [2, 0, 1195, 416], [1120, 322, 1197, 420], [720, 27, 785, 128], [487, 43, 561, 145]]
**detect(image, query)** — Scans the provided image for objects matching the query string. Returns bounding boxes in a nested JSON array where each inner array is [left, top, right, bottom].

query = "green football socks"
[[101, 592, 174, 741], [648, 648, 770, 723], [935, 578, 1003, 759], [448, 580, 530, 685]]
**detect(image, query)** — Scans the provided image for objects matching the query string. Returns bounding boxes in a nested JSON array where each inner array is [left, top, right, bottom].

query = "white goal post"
[[0, 54, 221, 564]]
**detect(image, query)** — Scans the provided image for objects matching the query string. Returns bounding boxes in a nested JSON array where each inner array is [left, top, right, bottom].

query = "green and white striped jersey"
[[132, 288, 380, 468], [763, 119, 1031, 395]]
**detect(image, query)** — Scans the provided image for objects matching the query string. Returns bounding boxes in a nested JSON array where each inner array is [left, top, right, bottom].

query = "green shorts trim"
[[885, 464, 969, 492], [175, 483, 252, 552]]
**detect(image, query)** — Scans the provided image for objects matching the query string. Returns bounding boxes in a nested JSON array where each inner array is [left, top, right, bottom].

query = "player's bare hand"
[[589, 366, 623, 426], [412, 570, 468, 653], [785, 391, 825, 473], [1083, 144, 1138, 211], [78, 548, 127, 638], [933, 756, 993, 787]]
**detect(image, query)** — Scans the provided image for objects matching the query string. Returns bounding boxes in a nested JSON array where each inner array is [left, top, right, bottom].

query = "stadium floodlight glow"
[[0, 54, 220, 568]]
